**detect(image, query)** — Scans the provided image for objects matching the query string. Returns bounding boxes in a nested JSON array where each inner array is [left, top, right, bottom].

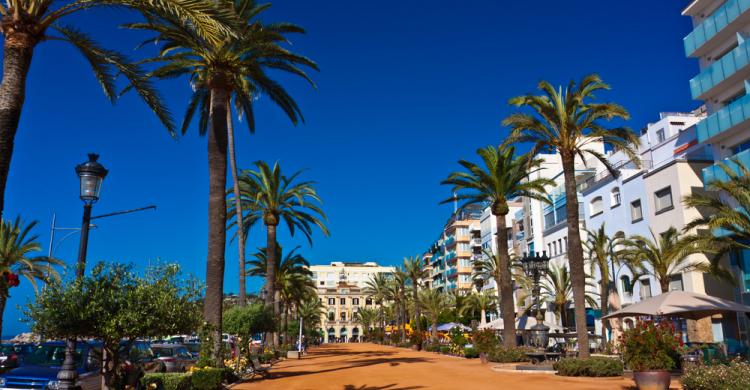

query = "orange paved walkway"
[[231, 342, 678, 390]]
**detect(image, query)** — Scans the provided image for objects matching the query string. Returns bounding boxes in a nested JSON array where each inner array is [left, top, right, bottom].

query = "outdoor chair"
[[248, 357, 271, 379]]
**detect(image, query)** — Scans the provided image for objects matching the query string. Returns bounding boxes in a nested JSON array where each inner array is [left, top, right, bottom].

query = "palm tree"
[[364, 273, 391, 332], [298, 296, 325, 343], [442, 145, 552, 347], [235, 161, 328, 346], [539, 264, 598, 327], [386, 269, 408, 343], [419, 289, 454, 343], [503, 75, 640, 357], [459, 291, 497, 326], [0, 0, 233, 219], [0, 217, 64, 334], [134, 0, 317, 358], [354, 307, 379, 341], [402, 256, 428, 346], [584, 224, 623, 342], [619, 227, 733, 294], [248, 244, 313, 344], [684, 160, 750, 252]]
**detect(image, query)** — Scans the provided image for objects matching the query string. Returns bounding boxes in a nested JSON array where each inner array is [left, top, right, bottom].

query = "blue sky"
[[3, 0, 698, 335]]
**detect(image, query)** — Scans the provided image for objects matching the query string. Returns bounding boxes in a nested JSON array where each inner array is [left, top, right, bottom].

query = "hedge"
[[141, 368, 234, 390], [553, 357, 623, 377], [682, 361, 750, 390], [463, 347, 479, 359], [487, 346, 531, 363], [439, 346, 451, 354]]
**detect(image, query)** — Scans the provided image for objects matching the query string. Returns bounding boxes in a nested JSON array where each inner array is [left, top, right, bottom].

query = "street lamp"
[[520, 251, 551, 349], [58, 154, 108, 390]]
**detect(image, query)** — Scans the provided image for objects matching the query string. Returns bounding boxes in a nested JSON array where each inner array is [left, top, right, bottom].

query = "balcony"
[[446, 282, 457, 290], [457, 265, 473, 274], [703, 148, 750, 184], [684, 0, 750, 57], [444, 251, 457, 261], [697, 93, 750, 143], [445, 268, 458, 279], [444, 236, 456, 247], [456, 234, 471, 242], [515, 231, 525, 241], [690, 39, 750, 99], [471, 238, 482, 246]]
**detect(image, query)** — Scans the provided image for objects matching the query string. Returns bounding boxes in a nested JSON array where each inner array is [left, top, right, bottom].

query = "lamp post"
[[57, 153, 108, 390], [520, 251, 551, 349]]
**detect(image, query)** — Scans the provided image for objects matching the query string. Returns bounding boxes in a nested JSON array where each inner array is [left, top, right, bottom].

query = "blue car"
[[0, 341, 101, 390]]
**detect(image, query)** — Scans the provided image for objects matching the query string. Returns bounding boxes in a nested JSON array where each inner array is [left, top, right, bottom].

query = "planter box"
[[287, 350, 301, 359]]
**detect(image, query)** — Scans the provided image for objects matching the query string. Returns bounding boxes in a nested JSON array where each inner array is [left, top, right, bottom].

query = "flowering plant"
[[619, 319, 683, 371]]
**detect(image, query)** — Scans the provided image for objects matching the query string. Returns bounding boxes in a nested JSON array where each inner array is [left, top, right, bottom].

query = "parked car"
[[151, 344, 195, 372], [183, 343, 201, 359], [0, 344, 32, 371], [120, 340, 163, 385], [0, 341, 101, 390]]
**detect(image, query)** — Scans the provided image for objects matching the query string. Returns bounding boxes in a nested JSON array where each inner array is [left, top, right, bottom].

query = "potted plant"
[[620, 320, 683, 390], [472, 329, 498, 364]]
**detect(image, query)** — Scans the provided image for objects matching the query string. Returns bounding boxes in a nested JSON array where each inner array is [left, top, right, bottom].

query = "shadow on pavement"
[[343, 384, 425, 390], [266, 357, 432, 380]]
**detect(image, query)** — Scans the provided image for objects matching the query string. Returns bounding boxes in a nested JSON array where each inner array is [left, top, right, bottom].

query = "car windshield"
[[23, 345, 84, 367], [0, 346, 14, 355], [185, 344, 200, 353], [152, 347, 174, 357]]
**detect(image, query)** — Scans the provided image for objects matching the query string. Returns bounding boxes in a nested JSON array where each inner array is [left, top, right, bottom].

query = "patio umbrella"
[[434, 322, 471, 332], [478, 316, 563, 332], [601, 290, 750, 320]]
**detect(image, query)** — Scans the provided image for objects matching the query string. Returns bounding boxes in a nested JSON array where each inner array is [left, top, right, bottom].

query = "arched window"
[[620, 275, 632, 294], [590, 196, 603, 216], [328, 311, 335, 321], [611, 187, 621, 207]]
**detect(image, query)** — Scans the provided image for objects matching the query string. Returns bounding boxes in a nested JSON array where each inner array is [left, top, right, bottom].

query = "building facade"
[[425, 205, 483, 294], [310, 262, 395, 343]]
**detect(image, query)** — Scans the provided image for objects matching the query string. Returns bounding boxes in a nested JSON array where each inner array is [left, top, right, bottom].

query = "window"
[[558, 239, 563, 254], [328, 298, 335, 305], [669, 121, 685, 126], [544, 212, 555, 229], [340, 312, 346, 321], [320, 281, 325, 286], [654, 187, 673, 213], [590, 196, 603, 216], [352, 298, 359, 306], [621, 275, 632, 294], [340, 298, 346, 305], [640, 279, 652, 299], [656, 129, 666, 143], [547, 243, 552, 256], [553, 241, 558, 256], [669, 274, 684, 292], [630, 199, 643, 222], [365, 298, 372, 305], [563, 237, 567, 253], [611, 187, 621, 207], [328, 312, 334, 321]]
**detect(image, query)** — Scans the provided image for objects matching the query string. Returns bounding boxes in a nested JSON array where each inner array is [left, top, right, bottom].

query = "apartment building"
[[425, 205, 483, 294], [310, 262, 395, 343], [683, 0, 750, 346]]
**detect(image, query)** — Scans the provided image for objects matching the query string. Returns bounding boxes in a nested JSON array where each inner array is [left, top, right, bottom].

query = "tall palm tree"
[[0, 217, 63, 334], [248, 244, 313, 344], [235, 161, 327, 345], [364, 273, 390, 332], [402, 256, 428, 346], [298, 296, 324, 343], [584, 224, 623, 342], [419, 289, 453, 343], [459, 291, 497, 326], [442, 145, 552, 347], [619, 227, 733, 294], [354, 307, 379, 341], [386, 269, 408, 343], [684, 160, 750, 252], [134, 0, 317, 358], [539, 264, 598, 327], [0, 0, 233, 219], [503, 75, 640, 356]]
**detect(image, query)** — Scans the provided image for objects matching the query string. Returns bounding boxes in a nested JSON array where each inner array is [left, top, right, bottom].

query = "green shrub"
[[424, 344, 440, 353], [471, 329, 498, 354], [553, 357, 624, 377], [257, 352, 275, 364], [463, 347, 479, 359], [487, 346, 532, 363], [620, 320, 682, 371], [439, 345, 451, 354], [397, 342, 411, 348], [190, 368, 225, 390], [141, 373, 191, 390], [682, 360, 750, 390]]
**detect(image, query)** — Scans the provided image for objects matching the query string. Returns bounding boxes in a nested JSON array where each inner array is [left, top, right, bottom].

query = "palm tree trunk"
[[283, 304, 289, 345], [431, 320, 438, 343], [480, 308, 486, 326], [413, 285, 422, 347], [0, 40, 35, 219], [600, 281, 608, 343], [205, 87, 230, 366], [226, 109, 247, 307], [561, 154, 590, 358], [0, 294, 6, 337], [265, 223, 278, 347], [274, 290, 281, 347], [494, 212, 517, 347]]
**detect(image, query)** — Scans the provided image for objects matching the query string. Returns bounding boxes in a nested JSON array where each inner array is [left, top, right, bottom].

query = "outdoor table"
[[525, 351, 561, 364]]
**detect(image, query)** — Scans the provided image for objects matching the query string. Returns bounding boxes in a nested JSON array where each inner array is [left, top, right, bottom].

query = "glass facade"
[[703, 148, 750, 183], [690, 39, 750, 98], [683, 0, 750, 56], [696, 93, 750, 143]]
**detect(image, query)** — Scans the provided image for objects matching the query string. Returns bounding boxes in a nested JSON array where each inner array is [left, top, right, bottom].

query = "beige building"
[[310, 262, 395, 343]]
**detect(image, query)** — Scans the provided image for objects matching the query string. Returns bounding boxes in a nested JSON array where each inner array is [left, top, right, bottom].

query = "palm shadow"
[[343, 384, 425, 390]]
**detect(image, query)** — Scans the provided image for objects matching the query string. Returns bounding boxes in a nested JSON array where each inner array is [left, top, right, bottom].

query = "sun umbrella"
[[601, 290, 750, 320], [433, 322, 472, 332], [478, 316, 563, 332]]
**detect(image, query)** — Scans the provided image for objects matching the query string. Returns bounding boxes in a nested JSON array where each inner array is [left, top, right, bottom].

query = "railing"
[[690, 38, 750, 98], [445, 268, 458, 278], [578, 160, 652, 192], [703, 148, 750, 184], [697, 93, 750, 143], [684, 0, 750, 56], [471, 238, 482, 246], [444, 251, 457, 261], [444, 236, 456, 247]]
